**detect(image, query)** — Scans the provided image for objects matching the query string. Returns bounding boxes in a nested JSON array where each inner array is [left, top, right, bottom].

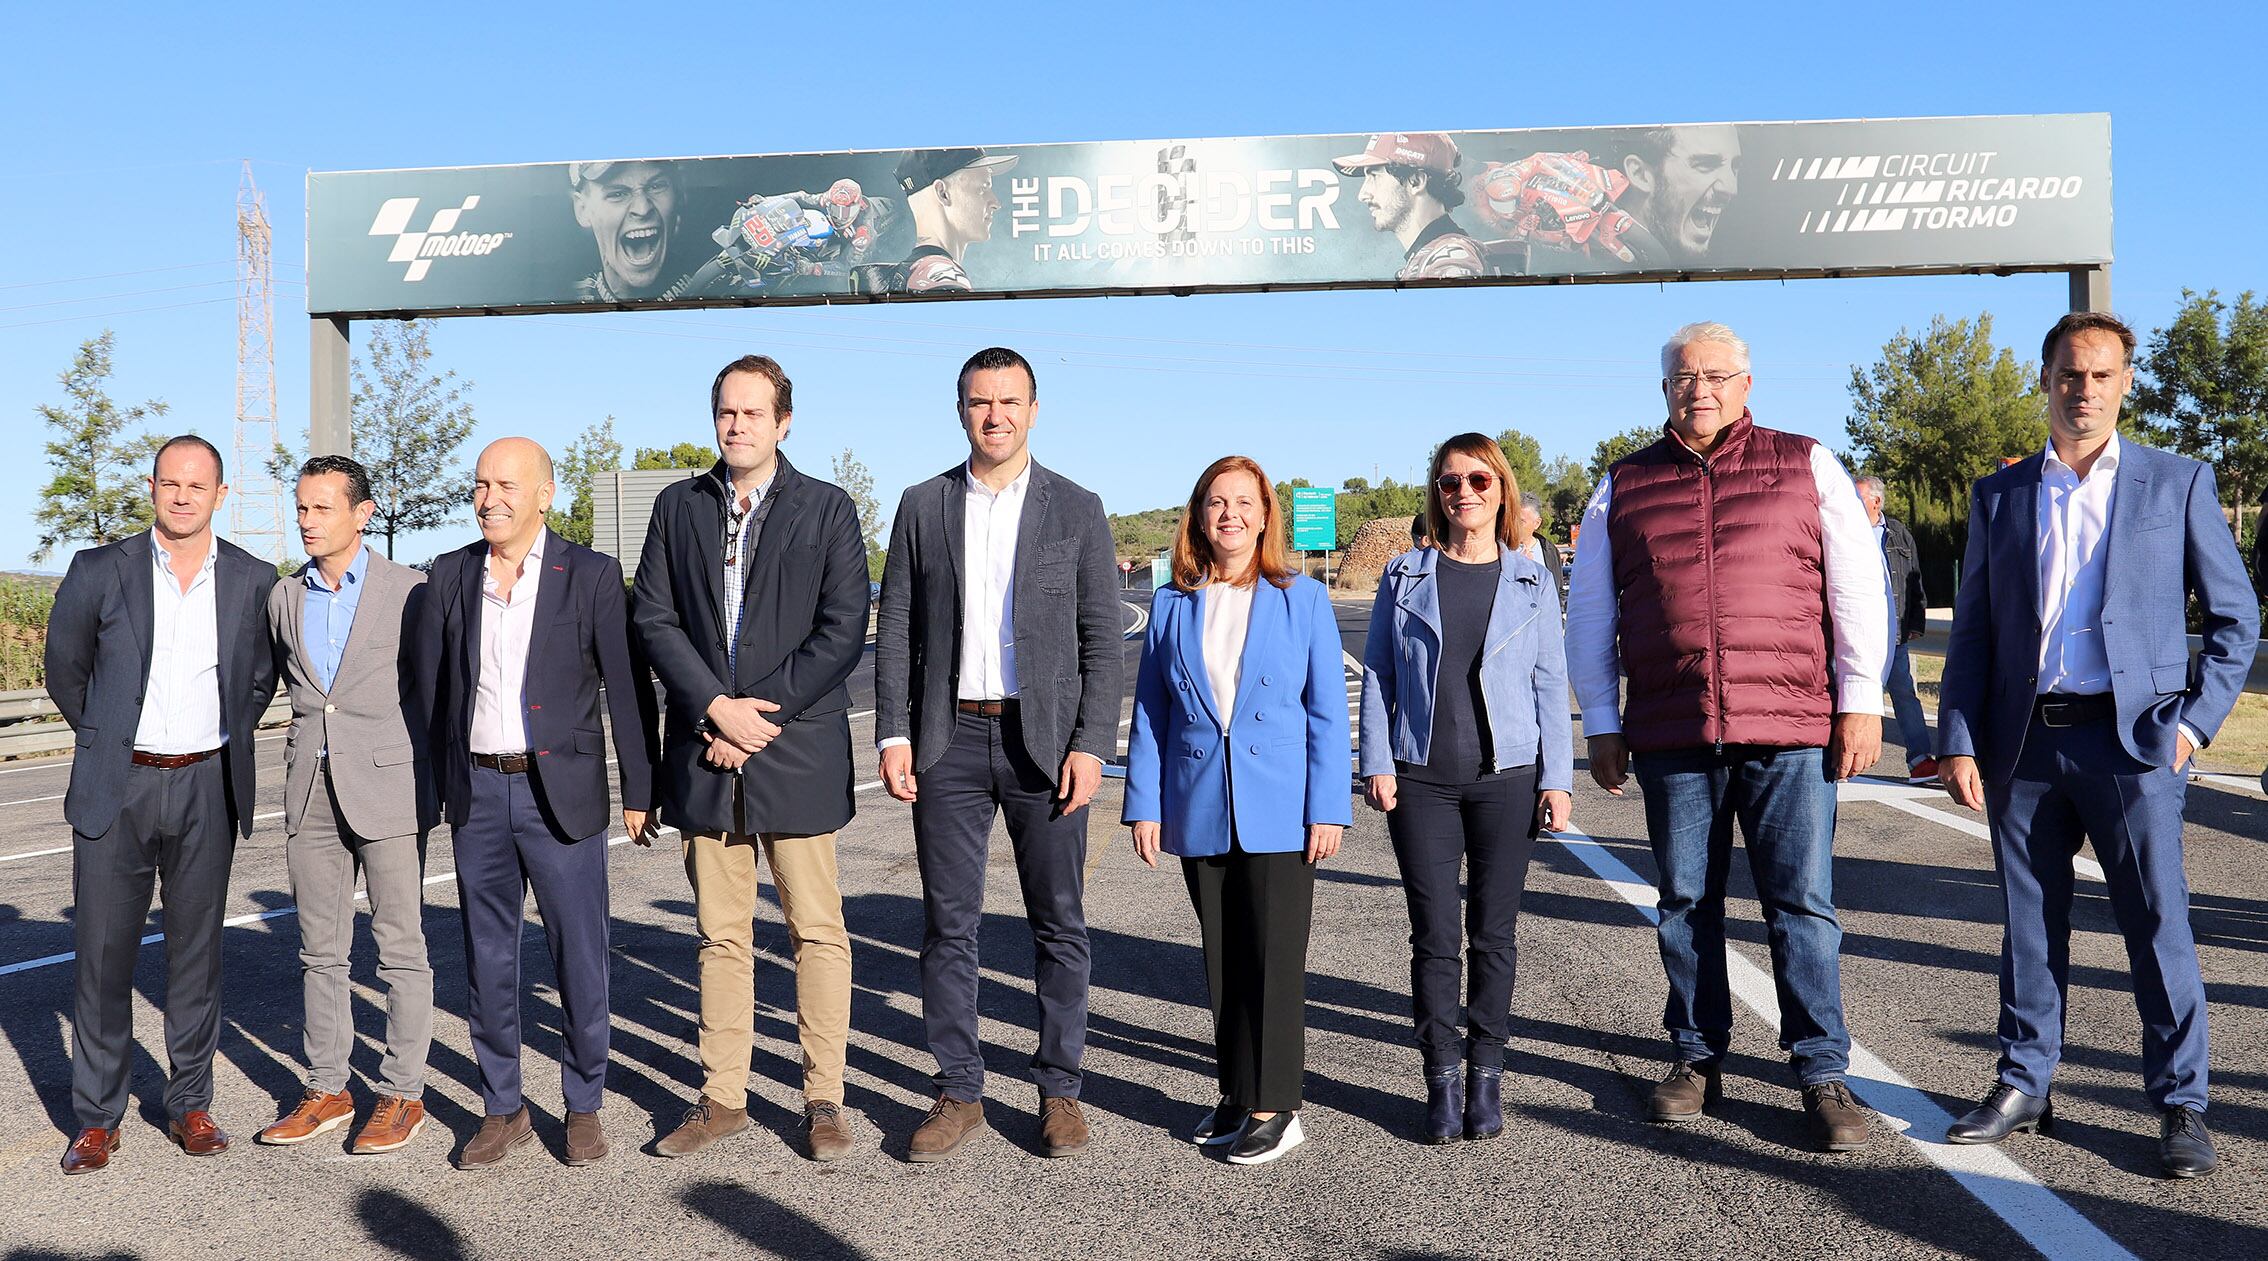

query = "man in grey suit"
[[254, 455, 437, 1156], [875, 346, 1123, 1161], [46, 435, 280, 1173]]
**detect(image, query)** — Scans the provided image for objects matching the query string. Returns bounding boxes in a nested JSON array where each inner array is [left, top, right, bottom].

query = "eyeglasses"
[[1435, 471, 1496, 495], [1666, 370, 1746, 395]]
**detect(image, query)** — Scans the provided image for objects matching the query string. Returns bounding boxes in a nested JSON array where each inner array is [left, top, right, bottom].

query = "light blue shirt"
[[302, 545, 369, 694]]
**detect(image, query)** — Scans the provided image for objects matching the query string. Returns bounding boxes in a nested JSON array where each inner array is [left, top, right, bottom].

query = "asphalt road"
[[1, 595, 2262, 1260]]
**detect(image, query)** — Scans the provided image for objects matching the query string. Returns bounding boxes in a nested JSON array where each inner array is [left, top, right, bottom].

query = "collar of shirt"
[[306, 542, 369, 595], [484, 527, 549, 599], [720, 467, 778, 517], [151, 532, 218, 586], [963, 457, 1033, 503], [2043, 429, 2121, 482]]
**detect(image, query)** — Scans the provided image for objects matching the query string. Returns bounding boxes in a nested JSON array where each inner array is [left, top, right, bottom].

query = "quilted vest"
[[1607, 413, 1832, 752]]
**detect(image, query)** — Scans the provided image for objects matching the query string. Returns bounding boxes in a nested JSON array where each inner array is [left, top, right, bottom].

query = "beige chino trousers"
[[684, 828, 851, 1106]]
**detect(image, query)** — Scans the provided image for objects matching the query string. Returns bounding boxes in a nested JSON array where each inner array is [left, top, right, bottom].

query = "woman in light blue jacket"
[[1359, 432, 1574, 1144], [1124, 455, 1352, 1166]]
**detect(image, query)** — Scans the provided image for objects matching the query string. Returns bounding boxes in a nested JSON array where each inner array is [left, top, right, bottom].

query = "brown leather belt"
[[473, 751, 533, 774], [131, 748, 219, 769], [2034, 693, 2115, 728], [956, 698, 1015, 717]]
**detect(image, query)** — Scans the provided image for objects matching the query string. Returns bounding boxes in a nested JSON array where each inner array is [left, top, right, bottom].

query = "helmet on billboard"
[[824, 178, 868, 230], [1331, 133, 1462, 178]]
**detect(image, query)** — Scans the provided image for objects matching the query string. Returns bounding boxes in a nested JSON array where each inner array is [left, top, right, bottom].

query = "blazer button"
[[1253, 711, 1266, 722], [1261, 675, 1273, 686], [1248, 744, 1261, 755]]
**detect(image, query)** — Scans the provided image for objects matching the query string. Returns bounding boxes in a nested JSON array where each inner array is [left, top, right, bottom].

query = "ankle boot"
[[1424, 1066, 1464, 1145], [1464, 1065, 1504, 1140]]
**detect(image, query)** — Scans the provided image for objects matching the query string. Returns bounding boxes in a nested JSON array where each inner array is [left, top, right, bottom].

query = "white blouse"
[[1202, 580, 1257, 726]]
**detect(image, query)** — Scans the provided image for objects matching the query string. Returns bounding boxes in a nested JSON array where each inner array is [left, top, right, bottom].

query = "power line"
[[0, 261, 231, 293], [0, 297, 236, 332]]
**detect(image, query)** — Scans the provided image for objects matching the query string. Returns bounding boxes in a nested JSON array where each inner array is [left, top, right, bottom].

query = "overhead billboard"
[[307, 114, 2109, 318]]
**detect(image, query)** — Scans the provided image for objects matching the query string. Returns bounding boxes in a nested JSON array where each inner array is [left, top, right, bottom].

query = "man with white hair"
[[1564, 321, 1888, 1152]]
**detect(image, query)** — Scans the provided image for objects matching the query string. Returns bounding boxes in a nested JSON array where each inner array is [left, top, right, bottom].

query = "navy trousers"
[[912, 707, 1091, 1102], [1985, 715, 2207, 1110], [454, 764, 612, 1115]]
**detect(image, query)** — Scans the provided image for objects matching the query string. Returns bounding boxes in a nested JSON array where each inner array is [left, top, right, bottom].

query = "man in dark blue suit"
[[45, 435, 279, 1173], [418, 436, 657, 1169], [1937, 312, 2259, 1178]]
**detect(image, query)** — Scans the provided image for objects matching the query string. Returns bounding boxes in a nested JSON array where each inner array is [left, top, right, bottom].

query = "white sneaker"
[[1226, 1112, 1305, 1165]]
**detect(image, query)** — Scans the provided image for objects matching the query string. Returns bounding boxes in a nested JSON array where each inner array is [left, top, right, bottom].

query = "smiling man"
[[1619, 125, 1743, 265], [570, 160, 682, 301]]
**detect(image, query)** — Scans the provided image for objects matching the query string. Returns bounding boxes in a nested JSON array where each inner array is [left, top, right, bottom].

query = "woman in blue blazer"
[[1124, 455, 1353, 1166], [1359, 432, 1574, 1144]]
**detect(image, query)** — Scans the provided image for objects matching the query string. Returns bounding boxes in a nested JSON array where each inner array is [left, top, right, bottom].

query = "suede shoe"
[[805, 1102, 853, 1162], [1802, 1080, 1870, 1152], [351, 1096, 427, 1155], [258, 1089, 356, 1146], [2160, 1106, 2217, 1179], [1945, 1083, 2052, 1145], [907, 1096, 985, 1163], [1423, 1066, 1464, 1144], [1039, 1096, 1089, 1157], [563, 1110, 607, 1166], [1648, 1061, 1721, 1122], [656, 1098, 750, 1158], [1189, 1099, 1247, 1147], [61, 1127, 118, 1175], [1464, 1065, 1504, 1141], [1908, 757, 1941, 786], [168, 1110, 231, 1156], [456, 1105, 533, 1170]]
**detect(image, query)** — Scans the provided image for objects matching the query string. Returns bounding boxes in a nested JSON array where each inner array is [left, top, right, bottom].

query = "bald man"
[[415, 438, 659, 1169]]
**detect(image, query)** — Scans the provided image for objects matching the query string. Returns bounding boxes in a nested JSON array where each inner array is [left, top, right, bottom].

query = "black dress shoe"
[[1945, 1083, 2051, 1144], [2159, 1106, 2217, 1179], [1423, 1067, 1463, 1145]]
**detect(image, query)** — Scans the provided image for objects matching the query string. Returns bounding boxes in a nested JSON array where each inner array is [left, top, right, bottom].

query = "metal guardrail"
[[0, 689, 291, 761]]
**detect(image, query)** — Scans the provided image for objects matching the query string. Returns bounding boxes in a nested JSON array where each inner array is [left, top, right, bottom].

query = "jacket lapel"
[[1012, 461, 1052, 594], [522, 538, 570, 683], [283, 559, 317, 693], [939, 467, 965, 626], [2099, 445, 2153, 612], [460, 543, 486, 690], [1483, 558, 1539, 657], [213, 544, 244, 710], [118, 533, 154, 680], [1226, 581, 1283, 719], [700, 469, 729, 643], [1174, 586, 1221, 728], [328, 549, 387, 696], [2006, 458, 2044, 632], [1394, 549, 1442, 640]]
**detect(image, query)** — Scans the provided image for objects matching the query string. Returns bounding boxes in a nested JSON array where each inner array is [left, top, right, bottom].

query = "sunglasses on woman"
[[1435, 471, 1497, 495]]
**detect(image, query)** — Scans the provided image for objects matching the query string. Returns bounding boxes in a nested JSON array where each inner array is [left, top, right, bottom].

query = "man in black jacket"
[[631, 356, 870, 1162], [1857, 475, 1935, 784]]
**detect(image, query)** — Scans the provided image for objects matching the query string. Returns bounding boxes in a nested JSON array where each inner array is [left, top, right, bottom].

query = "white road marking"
[[1550, 826, 2140, 1261], [1840, 777, 2107, 882], [0, 793, 64, 808]]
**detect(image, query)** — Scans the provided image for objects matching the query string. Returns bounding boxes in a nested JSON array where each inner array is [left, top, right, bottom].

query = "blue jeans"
[[1885, 642, 1932, 768], [1633, 745, 1850, 1084]]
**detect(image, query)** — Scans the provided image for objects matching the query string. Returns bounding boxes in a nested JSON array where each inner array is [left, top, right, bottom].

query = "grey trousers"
[[286, 760, 432, 1098]]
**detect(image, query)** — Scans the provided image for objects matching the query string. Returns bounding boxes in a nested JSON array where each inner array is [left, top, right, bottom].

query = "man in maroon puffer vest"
[[1564, 321, 1890, 1153]]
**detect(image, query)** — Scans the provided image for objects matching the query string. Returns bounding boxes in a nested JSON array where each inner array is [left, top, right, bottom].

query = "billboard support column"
[[2068, 264, 2111, 314], [311, 315, 352, 456]]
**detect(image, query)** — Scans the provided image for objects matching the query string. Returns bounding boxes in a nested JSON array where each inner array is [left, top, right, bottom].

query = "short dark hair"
[[2041, 311, 2136, 369], [298, 454, 373, 506], [710, 354, 794, 418], [1381, 163, 1467, 211], [152, 433, 225, 483], [1624, 126, 1678, 173], [957, 346, 1036, 403]]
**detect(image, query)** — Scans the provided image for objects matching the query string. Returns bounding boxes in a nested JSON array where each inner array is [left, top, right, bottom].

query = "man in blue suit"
[[1937, 312, 2259, 1178]]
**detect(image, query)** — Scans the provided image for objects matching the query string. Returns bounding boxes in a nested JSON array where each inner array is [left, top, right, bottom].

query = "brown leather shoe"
[[805, 1101, 853, 1162], [907, 1096, 985, 1163], [1803, 1080, 1871, 1152], [456, 1105, 533, 1169], [656, 1098, 749, 1158], [258, 1089, 356, 1146], [1649, 1061, 1722, 1122], [564, 1110, 607, 1166], [168, 1110, 231, 1156], [351, 1096, 428, 1155], [61, 1127, 119, 1174], [1039, 1096, 1089, 1157]]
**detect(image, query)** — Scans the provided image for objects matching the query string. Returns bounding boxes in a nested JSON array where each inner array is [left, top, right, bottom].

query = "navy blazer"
[[418, 531, 658, 839], [1123, 575, 1354, 856], [44, 532, 279, 839], [1937, 440, 2260, 783]]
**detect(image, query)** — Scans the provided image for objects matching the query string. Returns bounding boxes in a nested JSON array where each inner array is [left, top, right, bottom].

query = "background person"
[[1360, 435, 1573, 1145], [1124, 455, 1351, 1165], [1855, 475, 1936, 784]]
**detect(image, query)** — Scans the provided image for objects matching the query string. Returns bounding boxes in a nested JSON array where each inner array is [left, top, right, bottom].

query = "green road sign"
[[1292, 487, 1337, 552]]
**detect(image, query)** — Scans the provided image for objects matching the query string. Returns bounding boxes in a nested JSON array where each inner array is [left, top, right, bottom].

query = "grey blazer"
[[875, 459, 1123, 781], [268, 548, 435, 840]]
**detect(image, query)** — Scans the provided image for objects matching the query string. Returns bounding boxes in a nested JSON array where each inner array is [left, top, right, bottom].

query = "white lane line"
[[0, 828, 683, 978], [1122, 599, 1149, 640], [0, 792, 65, 808], [1550, 826, 2140, 1261], [0, 845, 71, 864], [1840, 777, 2108, 883]]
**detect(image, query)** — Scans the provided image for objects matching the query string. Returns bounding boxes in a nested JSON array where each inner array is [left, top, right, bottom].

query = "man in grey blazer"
[[874, 346, 1123, 1161], [46, 435, 279, 1173], [254, 456, 437, 1156]]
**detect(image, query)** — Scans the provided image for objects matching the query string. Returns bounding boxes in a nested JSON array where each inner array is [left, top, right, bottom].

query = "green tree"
[[352, 319, 478, 557], [1844, 313, 2044, 516], [33, 330, 168, 562], [1541, 455, 1593, 532], [633, 442, 715, 471], [1337, 478, 1427, 548], [1588, 424, 1661, 483], [830, 448, 886, 581], [547, 417, 623, 546], [1494, 428, 1549, 507], [2133, 288, 2268, 538]]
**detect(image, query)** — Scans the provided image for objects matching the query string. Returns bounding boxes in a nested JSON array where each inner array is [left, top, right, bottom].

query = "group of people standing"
[[44, 314, 2257, 1183]]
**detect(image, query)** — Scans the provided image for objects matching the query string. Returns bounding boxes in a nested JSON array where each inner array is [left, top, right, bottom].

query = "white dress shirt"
[[1564, 441, 1890, 736], [2035, 432, 2119, 696], [1201, 579, 1256, 725], [135, 533, 225, 755], [958, 459, 1031, 702], [471, 528, 547, 755]]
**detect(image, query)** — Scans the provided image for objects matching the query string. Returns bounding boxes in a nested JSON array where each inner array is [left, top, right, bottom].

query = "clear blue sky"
[[4, 1, 2260, 569]]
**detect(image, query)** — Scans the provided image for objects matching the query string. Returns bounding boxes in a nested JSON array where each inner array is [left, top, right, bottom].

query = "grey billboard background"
[[307, 114, 2109, 318]]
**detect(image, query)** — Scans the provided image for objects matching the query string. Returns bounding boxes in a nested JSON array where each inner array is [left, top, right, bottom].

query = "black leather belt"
[[473, 751, 533, 774], [131, 747, 219, 769], [956, 698, 1015, 717], [2034, 693, 2115, 727]]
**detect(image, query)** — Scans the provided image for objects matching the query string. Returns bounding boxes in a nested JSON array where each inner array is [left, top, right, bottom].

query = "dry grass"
[[1905, 653, 2268, 775]]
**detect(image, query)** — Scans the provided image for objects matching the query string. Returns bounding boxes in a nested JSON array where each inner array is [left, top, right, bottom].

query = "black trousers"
[[71, 756, 234, 1128], [1386, 767, 1540, 1070], [1182, 843, 1315, 1113]]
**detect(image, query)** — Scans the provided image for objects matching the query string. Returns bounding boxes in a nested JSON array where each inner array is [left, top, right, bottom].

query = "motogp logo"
[[368, 196, 514, 282]]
